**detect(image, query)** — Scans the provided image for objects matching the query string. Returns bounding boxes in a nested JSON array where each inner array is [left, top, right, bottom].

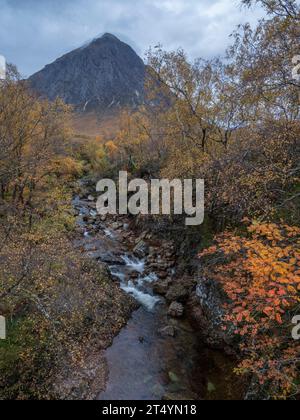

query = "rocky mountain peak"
[[28, 33, 145, 113]]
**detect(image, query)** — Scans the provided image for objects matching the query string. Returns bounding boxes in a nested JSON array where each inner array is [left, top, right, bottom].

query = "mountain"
[[28, 33, 146, 113]]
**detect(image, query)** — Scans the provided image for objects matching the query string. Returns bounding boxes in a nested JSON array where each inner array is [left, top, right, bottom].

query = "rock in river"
[[168, 302, 184, 318], [158, 325, 176, 338], [133, 240, 149, 258]]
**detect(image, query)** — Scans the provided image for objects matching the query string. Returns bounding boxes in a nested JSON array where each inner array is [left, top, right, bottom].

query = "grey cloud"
[[0, 0, 264, 77]]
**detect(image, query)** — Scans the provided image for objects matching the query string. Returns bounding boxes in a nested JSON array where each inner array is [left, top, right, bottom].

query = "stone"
[[138, 231, 148, 241], [168, 302, 184, 318], [99, 252, 126, 265], [165, 281, 192, 303], [153, 280, 171, 296], [157, 271, 168, 280], [158, 325, 176, 337], [186, 276, 239, 350], [133, 240, 149, 258], [130, 271, 140, 280], [111, 222, 123, 230], [88, 195, 95, 202]]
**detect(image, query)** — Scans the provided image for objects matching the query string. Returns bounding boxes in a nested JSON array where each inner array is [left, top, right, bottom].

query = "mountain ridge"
[[28, 33, 146, 113]]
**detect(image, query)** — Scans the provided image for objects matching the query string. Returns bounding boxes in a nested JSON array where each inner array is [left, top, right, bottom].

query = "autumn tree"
[[200, 221, 300, 398]]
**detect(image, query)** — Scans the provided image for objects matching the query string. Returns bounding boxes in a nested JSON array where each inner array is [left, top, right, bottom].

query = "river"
[[73, 195, 241, 401]]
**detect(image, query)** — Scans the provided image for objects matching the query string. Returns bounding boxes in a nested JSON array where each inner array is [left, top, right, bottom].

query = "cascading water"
[[73, 195, 242, 401], [110, 255, 161, 312]]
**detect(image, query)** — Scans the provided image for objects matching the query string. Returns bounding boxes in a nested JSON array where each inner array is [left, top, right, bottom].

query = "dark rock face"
[[28, 33, 145, 112], [188, 276, 236, 350]]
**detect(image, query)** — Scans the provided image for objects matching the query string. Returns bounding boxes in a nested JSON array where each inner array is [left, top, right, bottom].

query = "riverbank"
[[73, 180, 245, 400]]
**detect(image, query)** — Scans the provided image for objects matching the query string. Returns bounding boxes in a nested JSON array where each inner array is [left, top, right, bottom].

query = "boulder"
[[165, 280, 193, 303], [133, 240, 149, 258], [158, 325, 176, 337], [111, 222, 123, 230], [157, 271, 168, 280], [88, 251, 126, 266], [187, 276, 236, 349], [148, 247, 157, 256], [168, 302, 184, 318], [130, 271, 140, 280], [153, 279, 172, 296]]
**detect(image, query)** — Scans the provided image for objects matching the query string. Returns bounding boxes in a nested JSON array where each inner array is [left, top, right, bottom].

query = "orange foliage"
[[200, 222, 300, 398]]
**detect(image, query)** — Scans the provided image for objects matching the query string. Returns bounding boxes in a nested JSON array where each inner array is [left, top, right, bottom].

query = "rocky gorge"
[[70, 179, 245, 400]]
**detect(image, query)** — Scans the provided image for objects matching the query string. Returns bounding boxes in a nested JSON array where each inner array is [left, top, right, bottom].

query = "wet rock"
[[104, 254, 126, 265], [122, 232, 131, 239], [165, 281, 193, 303], [187, 277, 235, 349], [133, 240, 149, 258], [157, 271, 168, 280], [111, 222, 123, 230], [88, 251, 126, 265], [153, 279, 172, 296], [135, 231, 148, 243], [158, 325, 176, 337], [130, 271, 140, 280], [168, 302, 184, 318], [148, 247, 157, 256]]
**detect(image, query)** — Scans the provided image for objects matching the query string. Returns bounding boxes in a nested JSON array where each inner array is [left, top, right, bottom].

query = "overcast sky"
[[0, 0, 264, 78]]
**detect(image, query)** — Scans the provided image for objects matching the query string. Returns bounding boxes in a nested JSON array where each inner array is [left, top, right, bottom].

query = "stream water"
[[73, 196, 241, 401]]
